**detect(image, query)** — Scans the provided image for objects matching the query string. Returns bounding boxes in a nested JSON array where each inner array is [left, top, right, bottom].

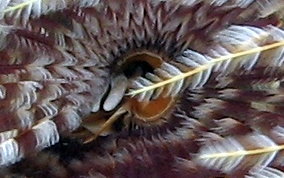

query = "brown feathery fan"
[[0, 0, 284, 177]]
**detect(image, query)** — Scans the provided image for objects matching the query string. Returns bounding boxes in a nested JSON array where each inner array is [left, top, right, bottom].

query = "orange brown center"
[[121, 51, 175, 124]]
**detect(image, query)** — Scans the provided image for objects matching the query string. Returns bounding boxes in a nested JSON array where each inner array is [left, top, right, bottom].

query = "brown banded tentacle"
[[0, 119, 59, 166], [0, 14, 110, 164]]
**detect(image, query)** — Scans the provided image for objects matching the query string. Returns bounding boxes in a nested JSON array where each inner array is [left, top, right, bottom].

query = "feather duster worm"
[[0, 0, 284, 177]]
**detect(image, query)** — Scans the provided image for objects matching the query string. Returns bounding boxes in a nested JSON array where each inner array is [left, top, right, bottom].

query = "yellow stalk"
[[83, 106, 127, 144], [199, 144, 284, 159], [3, 0, 38, 14], [127, 41, 284, 96]]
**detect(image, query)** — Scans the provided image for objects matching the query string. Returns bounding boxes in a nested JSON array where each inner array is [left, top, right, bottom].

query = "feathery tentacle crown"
[[0, 0, 284, 177]]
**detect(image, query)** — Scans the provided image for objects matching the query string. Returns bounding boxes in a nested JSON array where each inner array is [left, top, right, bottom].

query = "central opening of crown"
[[120, 51, 175, 124], [81, 51, 177, 143], [120, 51, 163, 78]]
